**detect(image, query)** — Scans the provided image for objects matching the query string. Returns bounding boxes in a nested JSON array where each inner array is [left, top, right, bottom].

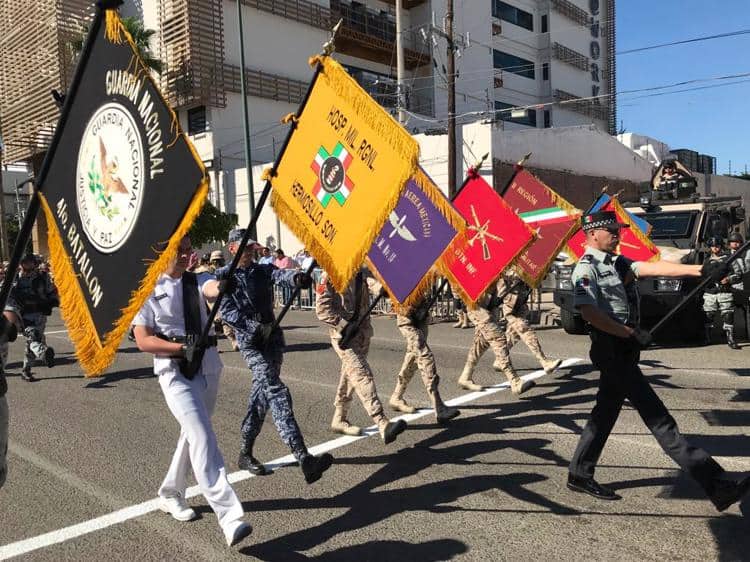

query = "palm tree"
[[72, 16, 162, 74]]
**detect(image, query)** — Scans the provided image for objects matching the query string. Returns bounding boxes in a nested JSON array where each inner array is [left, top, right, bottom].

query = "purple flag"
[[367, 177, 457, 304]]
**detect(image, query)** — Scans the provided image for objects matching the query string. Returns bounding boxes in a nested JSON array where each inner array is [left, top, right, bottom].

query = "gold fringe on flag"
[[39, 181, 209, 377], [610, 196, 660, 262], [367, 167, 466, 313], [512, 171, 582, 289], [104, 9, 123, 43], [271, 54, 419, 293], [39, 9, 210, 377]]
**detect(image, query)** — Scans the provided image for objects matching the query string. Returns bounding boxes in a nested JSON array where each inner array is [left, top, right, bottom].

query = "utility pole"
[[237, 0, 257, 237], [445, 0, 457, 198], [395, 0, 406, 124], [0, 138, 9, 261]]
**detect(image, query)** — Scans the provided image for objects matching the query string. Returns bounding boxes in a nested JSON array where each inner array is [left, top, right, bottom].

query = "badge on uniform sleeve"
[[36, 5, 208, 376]]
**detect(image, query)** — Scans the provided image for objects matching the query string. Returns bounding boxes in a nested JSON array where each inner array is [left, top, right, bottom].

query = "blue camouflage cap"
[[227, 228, 259, 247]]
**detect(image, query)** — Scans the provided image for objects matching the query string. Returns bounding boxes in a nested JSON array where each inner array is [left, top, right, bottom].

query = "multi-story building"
[[0, 0, 615, 248]]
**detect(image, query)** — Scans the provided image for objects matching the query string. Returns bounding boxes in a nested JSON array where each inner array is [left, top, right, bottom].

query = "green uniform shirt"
[[572, 246, 641, 325]]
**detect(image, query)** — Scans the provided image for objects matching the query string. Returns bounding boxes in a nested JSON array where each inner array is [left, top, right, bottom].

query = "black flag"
[[39, 4, 208, 375]]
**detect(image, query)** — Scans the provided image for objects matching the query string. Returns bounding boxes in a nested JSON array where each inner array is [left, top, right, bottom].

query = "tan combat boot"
[[389, 381, 417, 414], [503, 367, 535, 396], [541, 358, 563, 374], [330, 406, 362, 436], [429, 388, 460, 423], [458, 361, 483, 391], [378, 418, 407, 444], [461, 311, 473, 329], [452, 310, 464, 328]]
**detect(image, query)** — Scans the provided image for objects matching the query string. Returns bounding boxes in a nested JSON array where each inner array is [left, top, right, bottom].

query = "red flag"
[[567, 197, 659, 262], [440, 175, 534, 306], [502, 170, 581, 287], [567, 195, 659, 261]]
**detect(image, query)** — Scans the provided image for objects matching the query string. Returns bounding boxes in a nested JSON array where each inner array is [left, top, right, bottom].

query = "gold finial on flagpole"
[[322, 19, 343, 56]]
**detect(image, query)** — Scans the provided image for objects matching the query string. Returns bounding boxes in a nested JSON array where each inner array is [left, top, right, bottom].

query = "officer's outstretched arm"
[[579, 305, 633, 339], [636, 261, 701, 278]]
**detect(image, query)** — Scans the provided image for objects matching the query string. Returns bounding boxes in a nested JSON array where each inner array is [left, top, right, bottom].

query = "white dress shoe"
[[225, 521, 253, 546], [158, 494, 197, 522]]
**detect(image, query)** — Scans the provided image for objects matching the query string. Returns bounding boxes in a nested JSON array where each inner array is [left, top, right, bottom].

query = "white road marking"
[[0, 358, 582, 560]]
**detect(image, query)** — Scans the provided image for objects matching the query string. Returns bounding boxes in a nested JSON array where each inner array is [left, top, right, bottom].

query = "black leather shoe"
[[238, 452, 268, 476], [710, 476, 750, 512], [301, 453, 334, 484], [567, 474, 621, 500], [45, 347, 55, 368], [382, 419, 407, 444]]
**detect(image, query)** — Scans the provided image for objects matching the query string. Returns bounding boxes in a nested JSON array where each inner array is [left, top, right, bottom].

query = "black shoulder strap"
[[182, 272, 202, 337], [351, 270, 364, 319]]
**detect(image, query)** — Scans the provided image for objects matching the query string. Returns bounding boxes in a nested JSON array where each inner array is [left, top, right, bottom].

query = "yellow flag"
[[269, 55, 419, 291]]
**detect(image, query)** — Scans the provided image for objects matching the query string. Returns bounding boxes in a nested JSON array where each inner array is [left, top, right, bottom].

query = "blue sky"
[[617, 0, 750, 174]]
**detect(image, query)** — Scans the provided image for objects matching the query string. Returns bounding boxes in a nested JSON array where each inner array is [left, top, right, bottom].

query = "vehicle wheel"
[[560, 307, 587, 335]]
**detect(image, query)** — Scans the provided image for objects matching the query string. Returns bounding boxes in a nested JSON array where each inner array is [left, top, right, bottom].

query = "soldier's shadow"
[[236, 370, 600, 559], [252, 539, 468, 561]]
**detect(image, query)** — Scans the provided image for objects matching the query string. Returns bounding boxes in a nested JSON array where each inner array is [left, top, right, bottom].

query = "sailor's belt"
[[156, 334, 218, 347]]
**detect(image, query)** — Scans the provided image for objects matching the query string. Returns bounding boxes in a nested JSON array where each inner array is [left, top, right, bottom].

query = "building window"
[[495, 101, 537, 127], [188, 106, 207, 135], [541, 14, 548, 33], [544, 110, 551, 128], [491, 1, 533, 32], [493, 49, 535, 80], [542, 62, 549, 81]]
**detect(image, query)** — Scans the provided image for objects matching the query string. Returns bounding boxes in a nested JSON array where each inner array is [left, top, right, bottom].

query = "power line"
[[617, 29, 750, 55]]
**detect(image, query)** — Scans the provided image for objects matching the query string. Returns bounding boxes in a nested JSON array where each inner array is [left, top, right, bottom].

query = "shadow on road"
[[284, 342, 331, 353], [242, 539, 467, 561], [84, 367, 156, 388]]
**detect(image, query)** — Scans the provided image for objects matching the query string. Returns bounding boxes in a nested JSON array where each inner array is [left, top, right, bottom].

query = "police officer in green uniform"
[[566, 211, 750, 512]]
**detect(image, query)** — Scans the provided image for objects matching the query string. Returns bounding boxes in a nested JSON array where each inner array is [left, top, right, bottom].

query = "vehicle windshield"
[[640, 211, 697, 239]]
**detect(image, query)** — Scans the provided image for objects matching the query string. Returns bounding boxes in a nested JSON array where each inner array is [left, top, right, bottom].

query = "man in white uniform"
[[133, 236, 252, 547]]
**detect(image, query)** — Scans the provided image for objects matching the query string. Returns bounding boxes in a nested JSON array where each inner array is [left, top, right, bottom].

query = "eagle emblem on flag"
[[311, 142, 355, 208]]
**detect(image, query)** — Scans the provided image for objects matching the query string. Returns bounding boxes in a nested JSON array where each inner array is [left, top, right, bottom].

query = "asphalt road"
[[1, 310, 749, 561]]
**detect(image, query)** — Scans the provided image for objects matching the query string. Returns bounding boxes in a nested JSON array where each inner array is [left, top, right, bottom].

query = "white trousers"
[[158, 369, 244, 536]]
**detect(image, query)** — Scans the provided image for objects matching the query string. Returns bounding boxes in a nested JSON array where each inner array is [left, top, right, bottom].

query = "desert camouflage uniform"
[[501, 272, 561, 372], [315, 270, 387, 425], [459, 278, 534, 395], [391, 296, 460, 422]]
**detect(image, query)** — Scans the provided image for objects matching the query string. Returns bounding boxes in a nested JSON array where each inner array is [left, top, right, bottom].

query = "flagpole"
[[0, 1, 112, 320], [649, 240, 750, 337], [196, 21, 342, 345]]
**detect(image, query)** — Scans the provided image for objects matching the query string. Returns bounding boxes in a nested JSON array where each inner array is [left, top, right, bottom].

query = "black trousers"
[[569, 331, 724, 495]]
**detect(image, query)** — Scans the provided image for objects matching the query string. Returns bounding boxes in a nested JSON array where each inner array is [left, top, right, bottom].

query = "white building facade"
[[132, 0, 614, 233]]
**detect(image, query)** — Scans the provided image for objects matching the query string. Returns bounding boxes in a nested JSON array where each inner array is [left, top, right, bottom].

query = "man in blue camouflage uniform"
[[217, 228, 332, 484], [566, 211, 750, 511], [10, 254, 59, 381]]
